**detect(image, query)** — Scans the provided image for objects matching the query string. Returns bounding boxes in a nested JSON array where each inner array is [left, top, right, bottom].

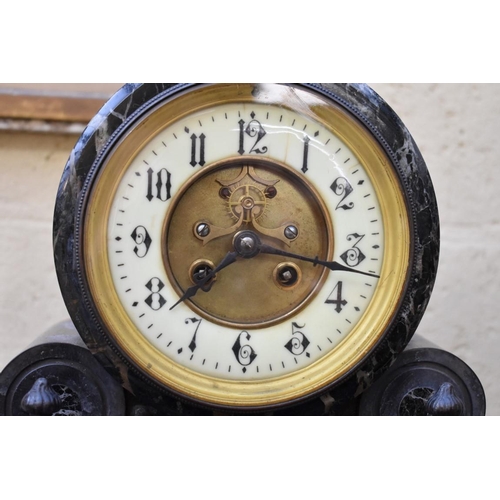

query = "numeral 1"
[[302, 135, 310, 173]]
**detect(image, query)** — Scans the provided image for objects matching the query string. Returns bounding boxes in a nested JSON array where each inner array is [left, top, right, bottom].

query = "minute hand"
[[258, 243, 380, 279]]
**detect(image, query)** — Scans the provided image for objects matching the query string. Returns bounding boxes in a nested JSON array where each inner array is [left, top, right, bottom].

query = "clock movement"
[[52, 83, 440, 413]]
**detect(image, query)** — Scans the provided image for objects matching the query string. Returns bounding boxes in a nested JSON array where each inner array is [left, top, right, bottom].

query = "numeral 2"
[[330, 177, 354, 210]]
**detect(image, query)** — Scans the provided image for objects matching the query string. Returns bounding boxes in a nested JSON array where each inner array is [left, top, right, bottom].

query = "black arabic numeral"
[[302, 135, 310, 173], [146, 168, 154, 201], [131, 225, 152, 258], [145, 277, 166, 310], [156, 168, 171, 201], [325, 281, 347, 313], [190, 133, 206, 167], [238, 117, 267, 155], [232, 331, 257, 369], [147, 167, 172, 202], [185, 317, 202, 352], [330, 177, 354, 210], [238, 119, 245, 155], [284, 322, 310, 356], [340, 233, 366, 267]]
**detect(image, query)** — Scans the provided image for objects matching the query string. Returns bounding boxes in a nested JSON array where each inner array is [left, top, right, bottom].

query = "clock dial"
[[55, 83, 439, 412]]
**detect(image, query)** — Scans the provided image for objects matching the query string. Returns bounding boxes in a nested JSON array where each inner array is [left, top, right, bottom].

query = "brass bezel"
[[83, 83, 411, 408]]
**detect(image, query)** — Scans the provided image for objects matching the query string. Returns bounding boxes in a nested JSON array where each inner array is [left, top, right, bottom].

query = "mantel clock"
[[53, 83, 439, 413]]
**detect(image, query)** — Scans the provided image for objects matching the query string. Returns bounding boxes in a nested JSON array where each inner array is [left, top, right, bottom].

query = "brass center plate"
[[163, 158, 333, 328]]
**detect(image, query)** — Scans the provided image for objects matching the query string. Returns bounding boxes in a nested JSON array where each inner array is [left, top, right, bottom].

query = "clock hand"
[[169, 250, 239, 310], [170, 229, 377, 310], [234, 231, 380, 278]]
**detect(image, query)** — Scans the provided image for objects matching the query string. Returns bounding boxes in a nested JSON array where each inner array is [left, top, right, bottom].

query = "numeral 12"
[[238, 119, 267, 155]]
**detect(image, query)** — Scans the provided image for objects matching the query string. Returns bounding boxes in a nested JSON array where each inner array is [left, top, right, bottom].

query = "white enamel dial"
[[106, 102, 384, 381]]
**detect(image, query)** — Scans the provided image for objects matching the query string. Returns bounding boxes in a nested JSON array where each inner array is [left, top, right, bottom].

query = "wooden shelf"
[[0, 84, 123, 123]]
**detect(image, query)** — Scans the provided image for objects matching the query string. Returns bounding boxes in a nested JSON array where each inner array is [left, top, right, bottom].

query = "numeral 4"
[[325, 281, 347, 313]]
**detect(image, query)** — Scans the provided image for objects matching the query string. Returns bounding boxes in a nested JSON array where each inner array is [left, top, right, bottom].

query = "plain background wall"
[[0, 83, 498, 415]]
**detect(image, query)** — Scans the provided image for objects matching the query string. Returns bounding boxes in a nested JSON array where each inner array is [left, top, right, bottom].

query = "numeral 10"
[[146, 168, 172, 202]]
